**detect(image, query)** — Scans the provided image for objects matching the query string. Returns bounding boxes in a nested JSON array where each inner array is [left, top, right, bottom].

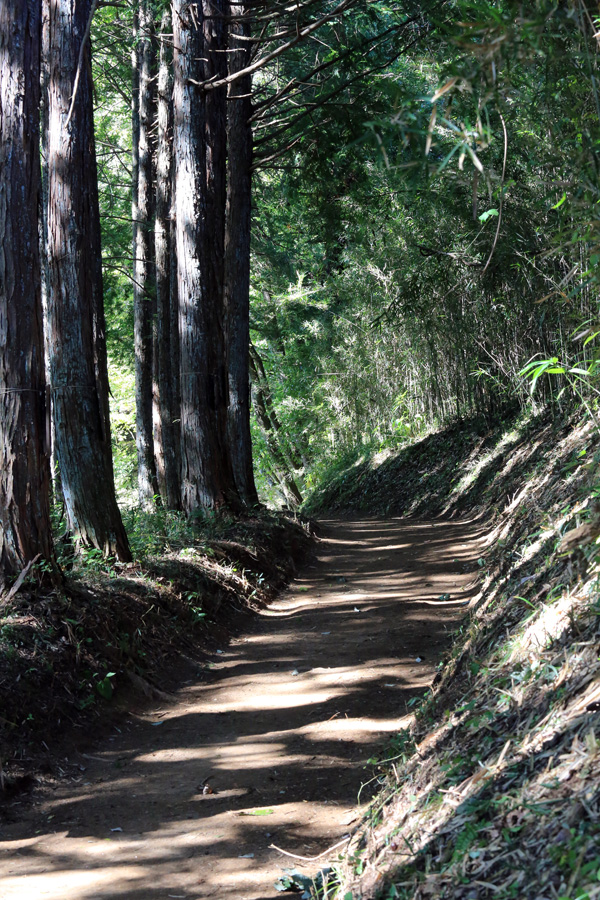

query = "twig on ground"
[[269, 835, 351, 862], [0, 555, 41, 610]]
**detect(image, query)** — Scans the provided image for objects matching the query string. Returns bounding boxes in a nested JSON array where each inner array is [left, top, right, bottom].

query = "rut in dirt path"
[[0, 517, 487, 900]]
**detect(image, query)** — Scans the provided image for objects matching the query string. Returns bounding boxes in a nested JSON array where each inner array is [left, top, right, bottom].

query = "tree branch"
[[200, 0, 359, 91], [66, 0, 100, 129], [481, 112, 508, 275]]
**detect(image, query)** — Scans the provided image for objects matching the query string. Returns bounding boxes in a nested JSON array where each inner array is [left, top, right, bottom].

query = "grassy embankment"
[[306, 408, 600, 900]]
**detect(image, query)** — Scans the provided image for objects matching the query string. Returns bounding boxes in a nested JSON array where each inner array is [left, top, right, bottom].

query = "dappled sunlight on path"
[[0, 517, 487, 899]]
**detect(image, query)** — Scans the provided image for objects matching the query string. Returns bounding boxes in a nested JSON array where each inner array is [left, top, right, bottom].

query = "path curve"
[[0, 517, 486, 900]]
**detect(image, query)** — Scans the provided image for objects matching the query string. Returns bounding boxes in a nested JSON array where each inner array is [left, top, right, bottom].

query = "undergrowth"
[[0, 508, 312, 787]]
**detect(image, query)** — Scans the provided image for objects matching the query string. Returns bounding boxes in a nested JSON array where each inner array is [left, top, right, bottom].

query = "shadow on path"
[[0, 517, 488, 900]]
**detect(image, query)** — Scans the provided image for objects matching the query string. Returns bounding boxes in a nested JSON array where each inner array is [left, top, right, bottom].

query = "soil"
[[0, 516, 487, 900]]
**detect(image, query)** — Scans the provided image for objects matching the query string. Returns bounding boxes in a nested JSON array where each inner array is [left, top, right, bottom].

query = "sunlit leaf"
[[479, 208, 499, 223], [465, 143, 484, 173], [430, 77, 458, 103], [425, 106, 436, 156]]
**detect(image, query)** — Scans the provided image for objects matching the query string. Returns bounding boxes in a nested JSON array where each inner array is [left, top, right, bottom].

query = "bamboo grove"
[[244, 0, 600, 492]]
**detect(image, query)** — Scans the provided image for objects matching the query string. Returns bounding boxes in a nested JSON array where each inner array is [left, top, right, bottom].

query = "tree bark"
[[0, 0, 55, 586], [154, 8, 181, 510], [204, 0, 227, 297], [172, 0, 240, 513], [133, 0, 159, 506], [202, 0, 242, 508], [46, 0, 131, 561], [170, 165, 181, 488], [40, 0, 60, 500], [40, 0, 50, 373], [224, 0, 260, 507], [131, 1, 139, 283]]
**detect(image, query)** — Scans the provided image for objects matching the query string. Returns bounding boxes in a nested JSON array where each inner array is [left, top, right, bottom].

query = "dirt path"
[[0, 517, 486, 900]]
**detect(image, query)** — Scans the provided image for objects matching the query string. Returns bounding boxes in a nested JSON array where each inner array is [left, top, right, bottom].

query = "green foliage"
[[107, 361, 137, 505], [121, 505, 200, 560], [95, 671, 116, 700], [273, 868, 336, 898], [92, 6, 135, 367], [245, 0, 600, 502], [86, 0, 600, 504]]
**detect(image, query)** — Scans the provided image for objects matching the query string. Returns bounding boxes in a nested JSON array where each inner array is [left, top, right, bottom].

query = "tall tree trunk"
[[40, 0, 50, 373], [202, 0, 241, 508], [204, 0, 227, 292], [170, 167, 181, 489], [172, 0, 240, 513], [46, 0, 131, 561], [154, 8, 181, 510], [224, 0, 260, 507], [0, 0, 55, 585], [40, 0, 60, 501], [132, 1, 139, 287], [134, 0, 159, 506]]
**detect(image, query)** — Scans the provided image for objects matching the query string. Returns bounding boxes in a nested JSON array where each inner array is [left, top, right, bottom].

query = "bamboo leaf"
[[583, 332, 600, 346], [430, 77, 458, 103], [425, 106, 436, 156], [465, 143, 484, 173]]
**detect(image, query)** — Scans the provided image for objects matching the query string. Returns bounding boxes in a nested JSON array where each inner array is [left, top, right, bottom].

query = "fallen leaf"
[[238, 808, 274, 816]]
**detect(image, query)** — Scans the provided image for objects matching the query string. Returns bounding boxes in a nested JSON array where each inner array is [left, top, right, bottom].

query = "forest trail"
[[0, 518, 487, 900]]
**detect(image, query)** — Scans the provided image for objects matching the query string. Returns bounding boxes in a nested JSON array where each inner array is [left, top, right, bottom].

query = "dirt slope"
[[0, 517, 486, 900], [333, 413, 600, 900]]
